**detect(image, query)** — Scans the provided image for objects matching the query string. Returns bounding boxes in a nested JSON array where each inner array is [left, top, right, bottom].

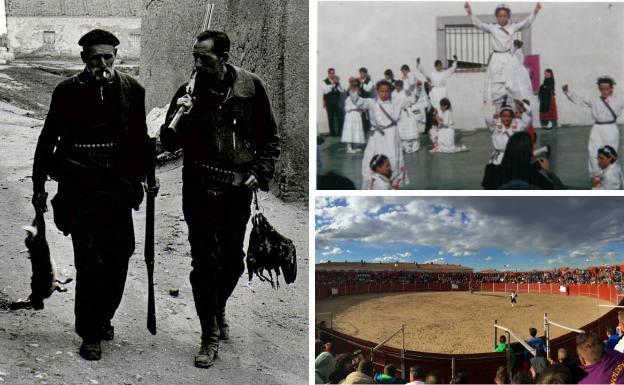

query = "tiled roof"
[[6, 0, 143, 17]]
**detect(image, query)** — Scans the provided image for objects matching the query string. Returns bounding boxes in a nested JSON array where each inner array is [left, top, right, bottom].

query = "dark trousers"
[[325, 99, 344, 137], [182, 178, 252, 341], [70, 199, 134, 340]]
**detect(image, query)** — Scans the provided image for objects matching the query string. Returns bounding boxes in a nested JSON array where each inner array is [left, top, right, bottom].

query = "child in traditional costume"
[[465, 2, 541, 108], [563, 76, 624, 180]]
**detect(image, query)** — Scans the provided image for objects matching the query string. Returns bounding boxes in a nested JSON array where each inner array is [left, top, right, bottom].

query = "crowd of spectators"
[[315, 310, 624, 384], [316, 265, 624, 287]]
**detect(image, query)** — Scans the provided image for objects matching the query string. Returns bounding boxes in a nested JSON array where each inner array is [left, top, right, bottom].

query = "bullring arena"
[[316, 291, 610, 354], [315, 262, 624, 383]]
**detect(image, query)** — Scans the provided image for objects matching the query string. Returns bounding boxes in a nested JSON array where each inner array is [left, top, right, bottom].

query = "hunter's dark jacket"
[[32, 70, 149, 206], [160, 64, 280, 191]]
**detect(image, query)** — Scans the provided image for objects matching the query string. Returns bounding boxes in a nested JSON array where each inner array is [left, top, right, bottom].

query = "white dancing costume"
[[418, 61, 458, 111], [431, 110, 468, 153], [360, 96, 411, 189], [593, 162, 624, 190], [485, 114, 531, 165], [564, 90, 624, 177], [341, 93, 367, 145], [366, 173, 393, 190], [470, 11, 536, 106]]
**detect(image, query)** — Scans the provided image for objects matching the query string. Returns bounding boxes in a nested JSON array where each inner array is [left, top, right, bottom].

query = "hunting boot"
[[217, 308, 229, 341], [195, 315, 219, 368], [101, 322, 114, 341], [79, 338, 101, 361]]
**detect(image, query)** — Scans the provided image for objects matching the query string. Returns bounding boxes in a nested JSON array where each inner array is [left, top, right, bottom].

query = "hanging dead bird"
[[246, 209, 297, 289], [9, 211, 72, 310]]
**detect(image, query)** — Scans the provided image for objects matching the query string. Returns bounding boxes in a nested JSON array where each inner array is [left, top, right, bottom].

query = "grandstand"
[[315, 262, 624, 383]]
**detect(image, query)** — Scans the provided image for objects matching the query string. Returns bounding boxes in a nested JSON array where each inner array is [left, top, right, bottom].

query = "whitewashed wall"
[[6, 16, 141, 59], [317, 2, 624, 131]]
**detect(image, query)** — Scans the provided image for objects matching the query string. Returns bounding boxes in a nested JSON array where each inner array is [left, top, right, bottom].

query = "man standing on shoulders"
[[160, 30, 280, 368], [32, 29, 149, 361]]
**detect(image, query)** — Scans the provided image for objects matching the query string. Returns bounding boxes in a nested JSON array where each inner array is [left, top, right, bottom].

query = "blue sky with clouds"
[[316, 197, 624, 271]]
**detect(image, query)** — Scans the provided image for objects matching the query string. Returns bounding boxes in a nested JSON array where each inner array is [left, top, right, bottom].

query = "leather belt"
[[73, 142, 117, 148], [493, 49, 510, 53], [191, 160, 241, 184], [595, 121, 617, 125]]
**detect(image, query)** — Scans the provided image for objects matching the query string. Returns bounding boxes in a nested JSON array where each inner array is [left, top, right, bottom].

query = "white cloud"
[[485, 256, 493, 261], [423, 257, 446, 264], [316, 197, 624, 262], [321, 247, 343, 256]]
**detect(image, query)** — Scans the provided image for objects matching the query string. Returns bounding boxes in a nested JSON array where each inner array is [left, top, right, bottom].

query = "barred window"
[[129, 33, 141, 48], [43, 31, 56, 45], [436, 14, 531, 71]]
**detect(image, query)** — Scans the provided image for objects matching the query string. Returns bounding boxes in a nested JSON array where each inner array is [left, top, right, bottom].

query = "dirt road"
[[0, 67, 309, 385]]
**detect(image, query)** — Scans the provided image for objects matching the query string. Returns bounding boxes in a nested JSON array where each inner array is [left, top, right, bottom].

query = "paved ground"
[[317, 126, 622, 189], [0, 65, 308, 385]]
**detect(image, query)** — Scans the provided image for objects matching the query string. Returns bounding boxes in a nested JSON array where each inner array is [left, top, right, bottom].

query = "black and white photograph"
[[0, 1, 308, 384], [316, 1, 624, 190]]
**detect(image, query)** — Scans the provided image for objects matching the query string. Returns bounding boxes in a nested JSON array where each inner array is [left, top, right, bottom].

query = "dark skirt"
[[481, 164, 502, 190], [539, 94, 558, 122]]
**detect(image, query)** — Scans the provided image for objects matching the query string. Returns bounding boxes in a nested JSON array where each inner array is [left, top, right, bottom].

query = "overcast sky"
[[316, 197, 624, 271]]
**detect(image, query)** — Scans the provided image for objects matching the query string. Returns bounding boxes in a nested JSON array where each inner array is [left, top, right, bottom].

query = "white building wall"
[[318, 2, 624, 131], [6, 16, 141, 59]]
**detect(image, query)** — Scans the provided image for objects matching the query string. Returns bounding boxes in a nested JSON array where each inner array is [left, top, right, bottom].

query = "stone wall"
[[6, 16, 141, 59], [141, 0, 308, 189]]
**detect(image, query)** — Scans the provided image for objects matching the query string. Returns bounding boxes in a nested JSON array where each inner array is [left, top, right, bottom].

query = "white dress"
[[360, 97, 410, 189], [593, 162, 624, 190], [419, 61, 458, 111], [470, 12, 536, 104], [485, 114, 531, 165], [432, 110, 468, 153], [341, 93, 367, 144], [564, 90, 624, 177], [409, 88, 429, 136], [392, 89, 415, 140], [366, 173, 393, 190]]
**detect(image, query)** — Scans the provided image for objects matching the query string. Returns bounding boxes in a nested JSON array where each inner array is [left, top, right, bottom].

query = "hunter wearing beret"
[[31, 28, 150, 361]]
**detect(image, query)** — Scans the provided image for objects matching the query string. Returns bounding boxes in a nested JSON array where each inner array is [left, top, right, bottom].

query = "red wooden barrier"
[[317, 283, 624, 383]]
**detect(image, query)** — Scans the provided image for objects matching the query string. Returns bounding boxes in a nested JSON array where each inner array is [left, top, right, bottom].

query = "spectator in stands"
[[375, 363, 406, 384], [525, 327, 546, 361], [537, 364, 573, 384], [450, 372, 468, 384], [407, 366, 426, 385], [425, 370, 443, 384], [614, 309, 624, 353], [329, 353, 354, 384], [494, 365, 509, 384], [315, 339, 323, 358], [319, 321, 332, 344], [315, 351, 335, 384], [605, 326, 621, 351], [343, 359, 375, 384], [529, 349, 549, 380], [495, 335, 516, 368], [547, 347, 585, 383], [577, 331, 624, 384], [511, 371, 533, 384]]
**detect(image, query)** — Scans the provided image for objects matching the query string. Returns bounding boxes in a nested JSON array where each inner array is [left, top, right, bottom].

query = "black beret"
[[78, 29, 120, 47]]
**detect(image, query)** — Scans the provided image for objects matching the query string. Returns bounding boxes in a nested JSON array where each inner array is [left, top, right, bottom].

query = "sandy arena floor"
[[317, 291, 611, 354]]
